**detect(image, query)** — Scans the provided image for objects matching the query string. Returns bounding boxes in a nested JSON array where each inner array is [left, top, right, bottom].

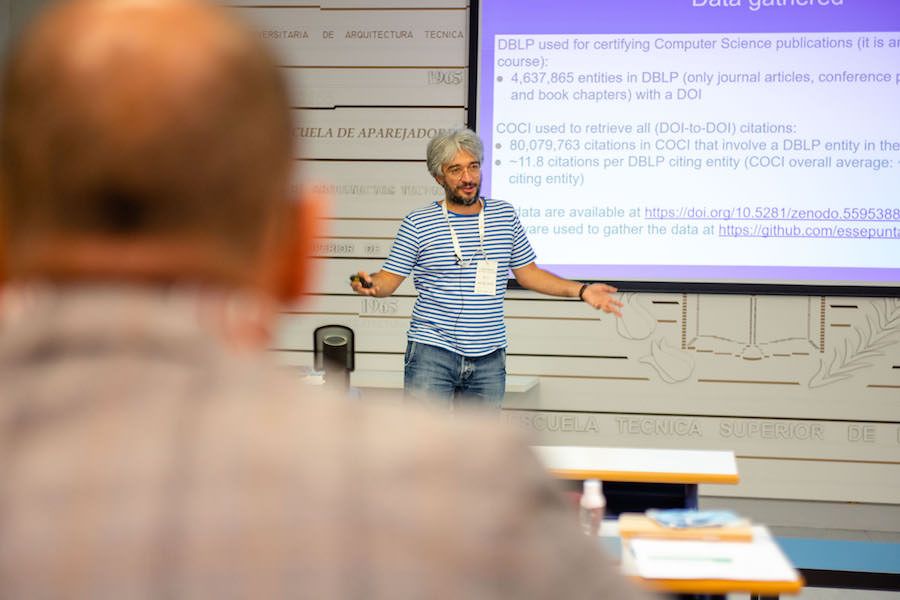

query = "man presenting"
[[352, 128, 623, 408], [0, 3, 650, 598]]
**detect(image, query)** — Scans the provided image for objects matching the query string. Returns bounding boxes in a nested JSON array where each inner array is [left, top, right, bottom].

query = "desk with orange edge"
[[603, 522, 804, 599], [640, 575, 803, 599], [531, 445, 740, 515]]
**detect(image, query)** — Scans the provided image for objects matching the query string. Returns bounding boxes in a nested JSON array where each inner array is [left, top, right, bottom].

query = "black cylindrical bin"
[[314, 325, 354, 392], [322, 334, 349, 390]]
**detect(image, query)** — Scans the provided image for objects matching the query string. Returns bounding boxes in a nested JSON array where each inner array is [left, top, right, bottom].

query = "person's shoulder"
[[485, 198, 517, 215], [214, 365, 529, 466], [368, 402, 529, 458], [397, 202, 443, 235], [405, 201, 441, 221], [330, 398, 535, 474], [197, 378, 652, 599]]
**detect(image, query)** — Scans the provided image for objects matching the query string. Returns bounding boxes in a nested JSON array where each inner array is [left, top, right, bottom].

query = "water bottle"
[[579, 479, 605, 536]]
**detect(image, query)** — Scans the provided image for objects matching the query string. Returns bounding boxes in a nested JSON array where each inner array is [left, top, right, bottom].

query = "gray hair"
[[426, 128, 483, 178]]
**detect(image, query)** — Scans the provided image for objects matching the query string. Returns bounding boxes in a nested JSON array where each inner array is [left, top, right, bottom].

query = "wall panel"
[[297, 162, 442, 220], [234, 5, 466, 67]]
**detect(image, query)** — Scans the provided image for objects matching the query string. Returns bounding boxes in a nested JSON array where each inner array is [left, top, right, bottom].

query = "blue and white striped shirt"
[[382, 198, 536, 357]]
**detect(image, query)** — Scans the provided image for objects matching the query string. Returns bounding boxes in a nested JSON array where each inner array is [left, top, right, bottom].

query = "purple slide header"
[[481, 0, 900, 36]]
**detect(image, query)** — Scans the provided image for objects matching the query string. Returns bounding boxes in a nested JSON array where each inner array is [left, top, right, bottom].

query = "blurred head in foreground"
[[1, 0, 315, 326], [0, 3, 651, 599]]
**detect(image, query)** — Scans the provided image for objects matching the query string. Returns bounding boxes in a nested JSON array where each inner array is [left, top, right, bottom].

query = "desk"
[[532, 445, 739, 514], [350, 370, 539, 393], [602, 523, 804, 599]]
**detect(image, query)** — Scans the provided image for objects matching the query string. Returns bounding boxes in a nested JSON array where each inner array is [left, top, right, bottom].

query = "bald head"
[[1, 0, 295, 283]]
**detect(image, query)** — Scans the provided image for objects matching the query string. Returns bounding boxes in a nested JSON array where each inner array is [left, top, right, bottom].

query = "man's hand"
[[349, 270, 405, 298], [581, 283, 623, 317], [350, 271, 378, 296]]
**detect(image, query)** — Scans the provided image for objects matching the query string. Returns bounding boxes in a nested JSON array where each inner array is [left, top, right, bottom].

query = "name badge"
[[474, 260, 498, 295]]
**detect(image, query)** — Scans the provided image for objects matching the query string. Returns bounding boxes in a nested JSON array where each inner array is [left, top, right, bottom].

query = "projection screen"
[[472, 0, 900, 294]]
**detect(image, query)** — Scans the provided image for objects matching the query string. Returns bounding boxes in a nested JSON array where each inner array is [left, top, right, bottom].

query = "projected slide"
[[475, 0, 900, 289]]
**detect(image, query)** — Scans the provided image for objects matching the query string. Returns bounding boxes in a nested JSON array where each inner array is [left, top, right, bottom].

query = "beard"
[[443, 182, 481, 206]]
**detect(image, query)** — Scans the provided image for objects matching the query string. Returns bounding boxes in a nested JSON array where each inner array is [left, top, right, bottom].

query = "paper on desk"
[[626, 538, 798, 581]]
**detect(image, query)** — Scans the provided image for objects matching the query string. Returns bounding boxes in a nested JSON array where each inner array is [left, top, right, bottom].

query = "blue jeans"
[[403, 341, 506, 409]]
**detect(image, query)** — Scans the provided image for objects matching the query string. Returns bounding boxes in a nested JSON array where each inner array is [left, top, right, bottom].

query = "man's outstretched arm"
[[512, 262, 623, 317]]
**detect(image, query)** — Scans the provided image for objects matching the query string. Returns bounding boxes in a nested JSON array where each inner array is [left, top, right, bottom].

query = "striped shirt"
[[382, 198, 536, 356]]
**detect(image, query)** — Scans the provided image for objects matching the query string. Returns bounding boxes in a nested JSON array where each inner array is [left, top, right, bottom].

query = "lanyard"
[[441, 198, 486, 267]]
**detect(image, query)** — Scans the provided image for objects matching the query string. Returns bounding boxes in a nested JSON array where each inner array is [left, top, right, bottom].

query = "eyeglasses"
[[444, 162, 481, 178]]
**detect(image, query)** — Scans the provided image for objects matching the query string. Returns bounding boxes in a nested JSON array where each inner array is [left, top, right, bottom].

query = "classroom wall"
[[236, 0, 898, 507], [5, 0, 897, 508]]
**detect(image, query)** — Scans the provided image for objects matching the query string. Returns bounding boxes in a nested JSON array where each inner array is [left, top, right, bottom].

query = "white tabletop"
[[620, 525, 803, 596], [531, 445, 740, 485]]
